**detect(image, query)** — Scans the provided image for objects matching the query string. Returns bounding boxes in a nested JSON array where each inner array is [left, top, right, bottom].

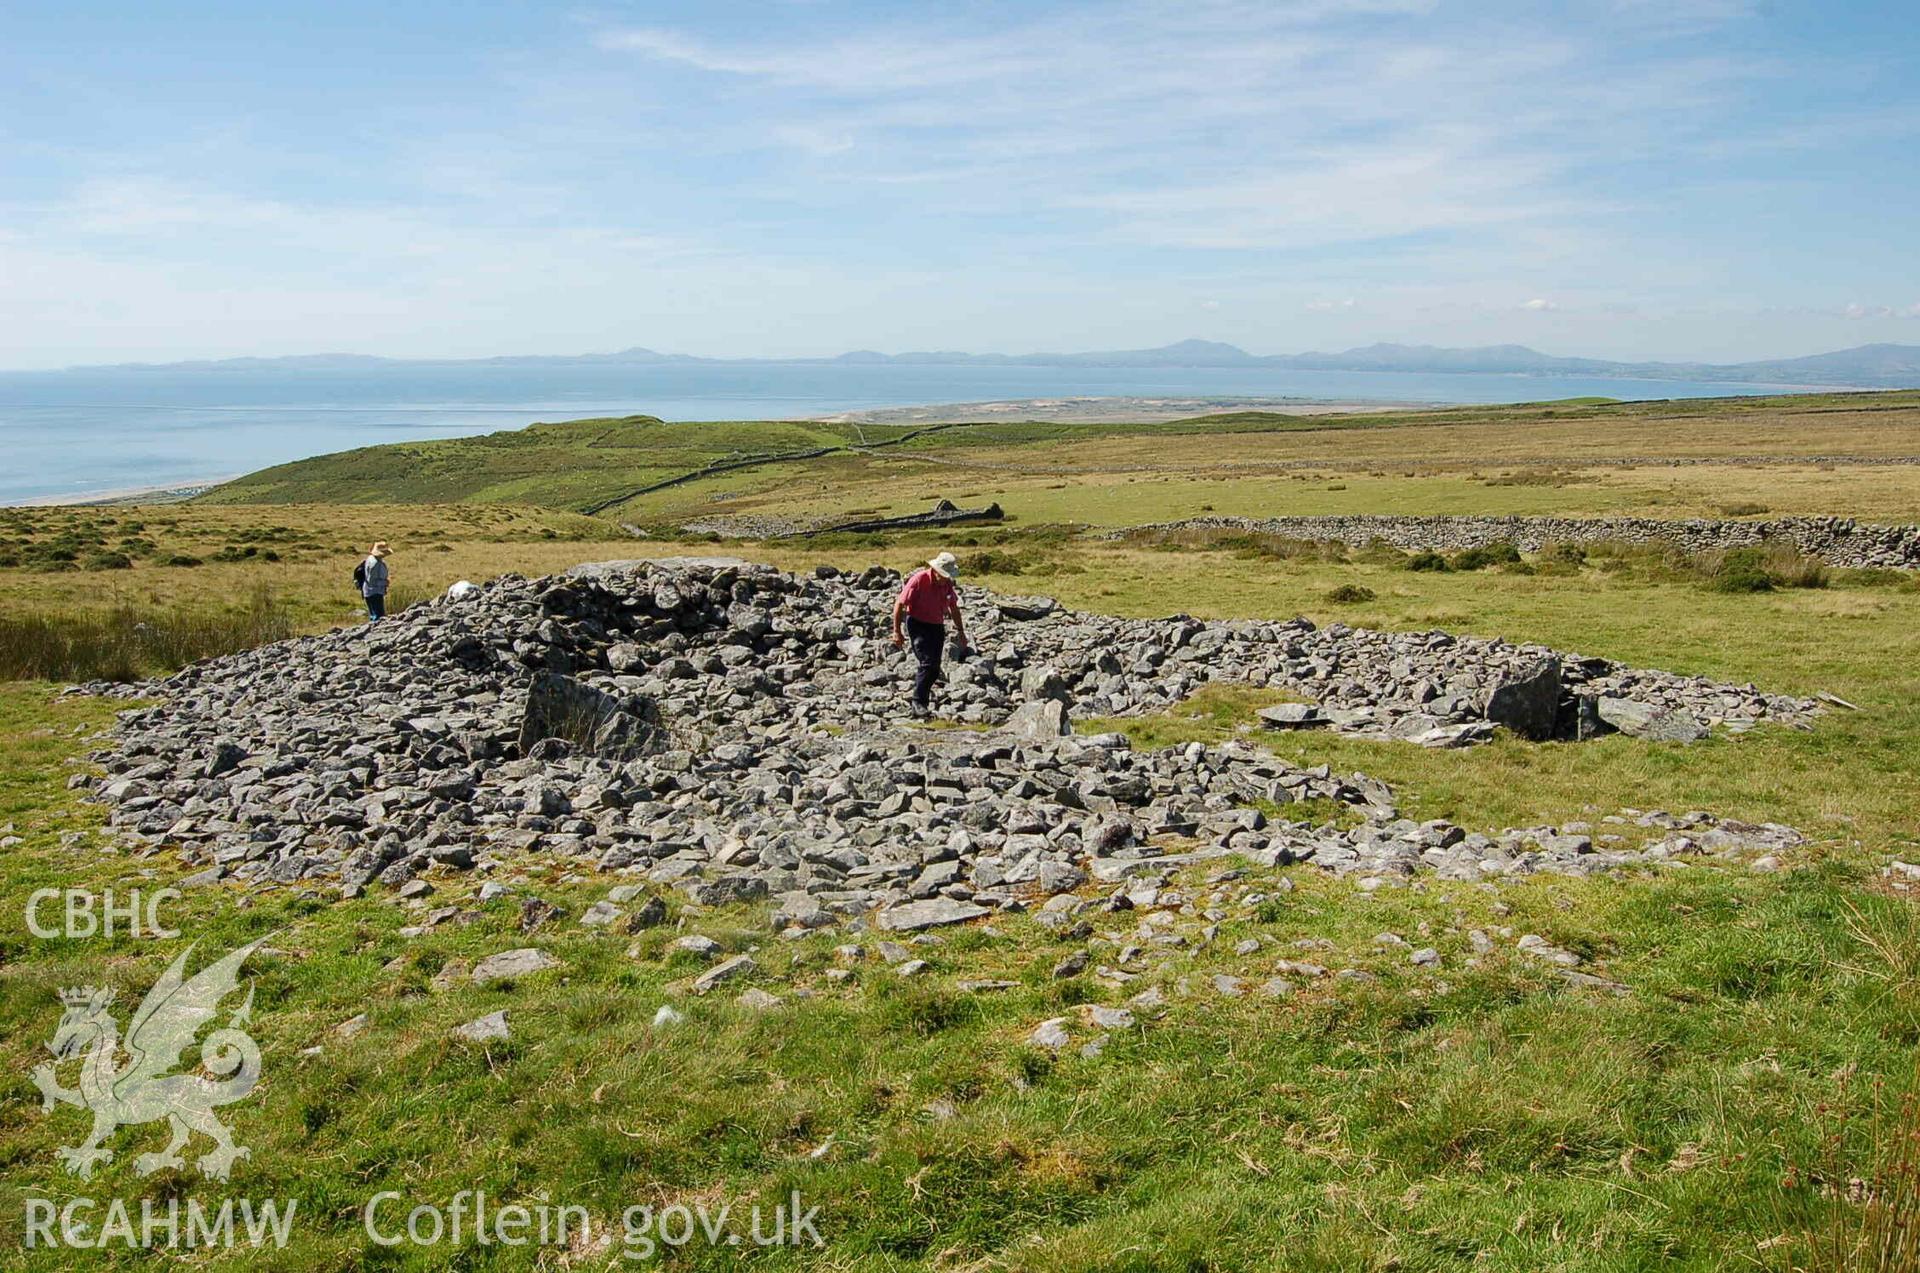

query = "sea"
[[0, 361, 1818, 504]]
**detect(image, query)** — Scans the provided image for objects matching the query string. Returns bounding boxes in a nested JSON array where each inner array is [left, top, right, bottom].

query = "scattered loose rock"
[[1028, 1018, 1072, 1049], [692, 953, 757, 994], [472, 948, 561, 985], [71, 561, 1811, 927], [453, 1010, 510, 1042]]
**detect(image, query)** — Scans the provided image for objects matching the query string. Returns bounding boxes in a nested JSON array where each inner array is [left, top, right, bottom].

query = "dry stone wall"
[[1126, 514, 1920, 569]]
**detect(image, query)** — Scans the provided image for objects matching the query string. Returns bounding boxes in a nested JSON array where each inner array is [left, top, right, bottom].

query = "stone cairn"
[[79, 561, 1810, 925]]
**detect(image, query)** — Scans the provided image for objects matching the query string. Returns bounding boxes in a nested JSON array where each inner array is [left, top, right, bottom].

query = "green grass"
[[190, 392, 1920, 523], [0, 585, 295, 681], [0, 683, 1911, 1268], [6, 394, 1920, 1266], [1, 522, 1917, 1268]]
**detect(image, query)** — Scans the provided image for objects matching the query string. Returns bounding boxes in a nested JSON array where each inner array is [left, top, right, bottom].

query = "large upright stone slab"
[[1006, 699, 1070, 740], [1019, 666, 1073, 705], [517, 672, 663, 759], [1483, 656, 1561, 741]]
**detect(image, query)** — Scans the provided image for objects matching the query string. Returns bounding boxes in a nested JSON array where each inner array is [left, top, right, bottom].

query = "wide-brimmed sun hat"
[[928, 551, 958, 579], [371, 541, 391, 557]]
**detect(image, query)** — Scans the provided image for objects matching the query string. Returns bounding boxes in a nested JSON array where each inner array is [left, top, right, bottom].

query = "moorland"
[[2, 391, 1918, 1269]]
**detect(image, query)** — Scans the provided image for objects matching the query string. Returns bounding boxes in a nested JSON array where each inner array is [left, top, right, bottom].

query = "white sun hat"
[[928, 551, 959, 579]]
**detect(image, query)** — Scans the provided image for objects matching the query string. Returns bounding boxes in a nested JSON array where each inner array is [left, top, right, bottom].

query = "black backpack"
[[352, 559, 367, 589]]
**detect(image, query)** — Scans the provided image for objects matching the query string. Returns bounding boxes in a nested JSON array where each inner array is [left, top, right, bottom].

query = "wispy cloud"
[[3, 0, 1916, 365], [593, 1, 1756, 254]]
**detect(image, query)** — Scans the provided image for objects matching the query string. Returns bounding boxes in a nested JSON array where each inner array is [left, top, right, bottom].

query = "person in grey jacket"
[[360, 541, 391, 621]]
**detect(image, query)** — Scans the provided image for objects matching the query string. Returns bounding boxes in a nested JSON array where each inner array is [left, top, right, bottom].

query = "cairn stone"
[[518, 672, 663, 760], [1596, 697, 1710, 743], [73, 559, 1811, 919], [1484, 656, 1561, 741]]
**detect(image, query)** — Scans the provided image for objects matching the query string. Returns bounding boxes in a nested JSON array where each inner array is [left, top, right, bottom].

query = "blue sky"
[[3, 0, 1917, 368]]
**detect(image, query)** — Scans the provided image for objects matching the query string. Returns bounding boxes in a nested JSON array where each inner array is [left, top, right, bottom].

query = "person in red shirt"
[[891, 551, 969, 718]]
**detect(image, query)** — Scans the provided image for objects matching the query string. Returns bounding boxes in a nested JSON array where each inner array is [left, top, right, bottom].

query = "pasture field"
[[197, 392, 1920, 525]]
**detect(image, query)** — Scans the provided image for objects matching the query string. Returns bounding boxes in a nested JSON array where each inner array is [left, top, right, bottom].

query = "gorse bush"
[[1698, 545, 1830, 593], [1708, 547, 1778, 593], [1325, 584, 1376, 603], [1448, 541, 1523, 571], [0, 586, 294, 682], [1562, 538, 1834, 593], [1353, 538, 1410, 566], [957, 549, 1025, 576]]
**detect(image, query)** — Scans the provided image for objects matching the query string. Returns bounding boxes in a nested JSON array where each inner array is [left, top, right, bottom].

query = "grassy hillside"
[[199, 409, 1408, 510], [200, 416, 890, 507], [199, 393, 1920, 529]]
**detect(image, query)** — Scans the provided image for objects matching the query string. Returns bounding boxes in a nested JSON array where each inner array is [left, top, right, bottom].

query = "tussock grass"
[[1695, 544, 1832, 593], [0, 586, 294, 681], [1773, 1044, 1920, 1273]]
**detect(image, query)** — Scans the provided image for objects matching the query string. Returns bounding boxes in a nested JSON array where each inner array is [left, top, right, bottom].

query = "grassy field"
[[2, 682, 1916, 1269], [3, 394, 1919, 1268], [197, 393, 1920, 525]]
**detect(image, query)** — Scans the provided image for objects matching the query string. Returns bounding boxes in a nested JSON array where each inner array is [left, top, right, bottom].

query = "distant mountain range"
[[39, 339, 1920, 387]]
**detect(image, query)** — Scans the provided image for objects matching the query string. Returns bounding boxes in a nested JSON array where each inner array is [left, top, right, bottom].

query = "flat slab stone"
[[1257, 703, 1327, 729], [453, 1010, 510, 1042], [1088, 847, 1239, 882], [693, 953, 758, 993], [1596, 696, 1709, 743], [1029, 1017, 1071, 1049], [875, 898, 990, 932], [472, 947, 562, 985], [996, 595, 1059, 621]]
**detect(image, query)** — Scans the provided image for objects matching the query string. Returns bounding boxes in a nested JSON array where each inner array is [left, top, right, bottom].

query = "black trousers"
[[905, 617, 944, 707], [366, 592, 386, 621]]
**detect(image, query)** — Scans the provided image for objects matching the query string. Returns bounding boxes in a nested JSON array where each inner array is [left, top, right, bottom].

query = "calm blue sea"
[[0, 361, 1810, 504]]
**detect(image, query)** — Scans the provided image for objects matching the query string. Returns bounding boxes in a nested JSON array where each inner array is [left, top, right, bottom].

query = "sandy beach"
[[4, 475, 239, 508]]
